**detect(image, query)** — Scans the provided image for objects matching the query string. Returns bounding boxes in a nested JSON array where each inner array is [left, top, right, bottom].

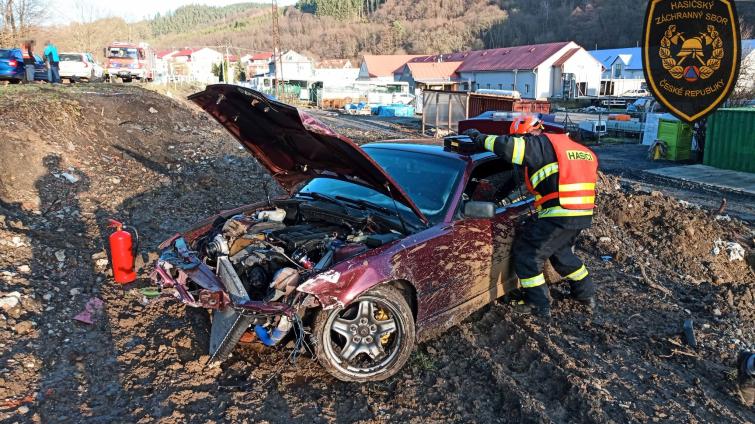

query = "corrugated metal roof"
[[173, 48, 198, 57], [406, 61, 462, 80], [552, 48, 580, 66], [410, 42, 572, 72], [251, 52, 273, 61], [362, 55, 425, 77], [156, 50, 176, 59], [589, 47, 642, 70]]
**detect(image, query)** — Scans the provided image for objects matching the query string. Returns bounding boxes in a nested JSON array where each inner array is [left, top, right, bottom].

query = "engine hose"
[[255, 315, 292, 346]]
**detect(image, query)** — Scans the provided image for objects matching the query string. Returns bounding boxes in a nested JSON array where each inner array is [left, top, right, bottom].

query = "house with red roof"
[[432, 41, 602, 99], [241, 52, 273, 77], [396, 60, 463, 91], [358, 54, 425, 82], [390, 41, 602, 99]]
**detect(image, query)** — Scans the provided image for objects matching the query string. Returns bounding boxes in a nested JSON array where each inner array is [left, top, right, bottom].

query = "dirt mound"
[[1, 85, 753, 423], [585, 173, 754, 285]]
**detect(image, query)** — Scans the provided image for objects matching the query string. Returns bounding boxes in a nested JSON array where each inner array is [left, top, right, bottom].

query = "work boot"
[[511, 300, 551, 318], [573, 296, 597, 310], [737, 351, 755, 407]]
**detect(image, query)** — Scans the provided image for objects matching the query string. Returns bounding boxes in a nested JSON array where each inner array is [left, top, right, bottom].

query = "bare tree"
[[70, 0, 101, 53], [0, 0, 47, 47]]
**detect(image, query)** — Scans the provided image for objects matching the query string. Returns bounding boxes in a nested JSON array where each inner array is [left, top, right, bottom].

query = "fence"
[[421, 91, 469, 135], [422, 90, 551, 135]]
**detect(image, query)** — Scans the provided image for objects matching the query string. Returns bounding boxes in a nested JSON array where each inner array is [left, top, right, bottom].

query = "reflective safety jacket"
[[482, 132, 598, 228], [21, 44, 35, 65]]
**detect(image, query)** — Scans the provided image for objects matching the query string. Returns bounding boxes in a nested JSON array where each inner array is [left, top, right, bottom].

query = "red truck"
[[104, 41, 155, 82]]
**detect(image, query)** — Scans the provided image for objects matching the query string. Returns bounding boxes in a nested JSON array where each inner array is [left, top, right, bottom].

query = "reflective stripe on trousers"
[[565, 265, 589, 281], [520, 273, 546, 288]]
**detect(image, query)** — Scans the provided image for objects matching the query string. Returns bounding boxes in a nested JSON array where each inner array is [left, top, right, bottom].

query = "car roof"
[[362, 141, 497, 164]]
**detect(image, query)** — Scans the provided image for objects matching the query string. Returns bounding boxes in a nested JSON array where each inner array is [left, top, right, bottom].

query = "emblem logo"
[[643, 0, 741, 122]]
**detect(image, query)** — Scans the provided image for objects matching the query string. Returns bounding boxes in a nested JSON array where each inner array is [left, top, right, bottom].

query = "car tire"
[[311, 285, 415, 382]]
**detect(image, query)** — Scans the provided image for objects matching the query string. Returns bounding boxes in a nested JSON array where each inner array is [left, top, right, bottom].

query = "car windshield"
[[297, 148, 463, 225], [0, 50, 11, 59], [108, 48, 138, 59], [60, 54, 82, 62]]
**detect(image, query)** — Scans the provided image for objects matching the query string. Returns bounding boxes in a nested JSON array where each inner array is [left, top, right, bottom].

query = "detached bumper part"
[[152, 237, 296, 365]]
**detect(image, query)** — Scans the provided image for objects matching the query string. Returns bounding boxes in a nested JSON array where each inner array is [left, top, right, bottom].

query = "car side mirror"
[[463, 201, 495, 219]]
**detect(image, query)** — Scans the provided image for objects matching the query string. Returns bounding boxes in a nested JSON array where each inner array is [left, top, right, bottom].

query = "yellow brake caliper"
[[375, 308, 391, 346]]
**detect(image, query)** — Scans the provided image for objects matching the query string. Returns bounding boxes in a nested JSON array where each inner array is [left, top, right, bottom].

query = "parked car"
[[621, 88, 650, 97], [0, 48, 49, 83], [151, 85, 536, 382], [59, 52, 103, 82]]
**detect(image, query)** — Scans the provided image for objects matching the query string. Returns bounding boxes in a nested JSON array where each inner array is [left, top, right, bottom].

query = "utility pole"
[[225, 42, 230, 83], [271, 0, 283, 98]]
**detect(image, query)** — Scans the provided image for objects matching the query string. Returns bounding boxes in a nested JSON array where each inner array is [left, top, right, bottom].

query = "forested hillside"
[[149, 3, 267, 37], [37, 0, 755, 60]]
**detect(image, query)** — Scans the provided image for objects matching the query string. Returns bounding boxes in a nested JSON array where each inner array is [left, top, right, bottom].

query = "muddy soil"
[[0, 84, 753, 423]]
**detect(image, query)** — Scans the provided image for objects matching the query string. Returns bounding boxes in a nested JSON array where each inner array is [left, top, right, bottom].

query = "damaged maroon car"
[[152, 85, 535, 382]]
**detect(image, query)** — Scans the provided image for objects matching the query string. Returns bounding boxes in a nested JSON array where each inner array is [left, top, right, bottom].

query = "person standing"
[[464, 116, 599, 318], [43, 40, 61, 83], [22, 40, 36, 83]]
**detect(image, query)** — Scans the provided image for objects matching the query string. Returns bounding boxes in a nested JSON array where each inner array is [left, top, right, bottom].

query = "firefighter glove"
[[463, 129, 483, 147]]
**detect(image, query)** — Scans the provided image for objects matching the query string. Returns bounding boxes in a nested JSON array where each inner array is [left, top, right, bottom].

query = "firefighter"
[[464, 116, 598, 318], [21, 40, 36, 83]]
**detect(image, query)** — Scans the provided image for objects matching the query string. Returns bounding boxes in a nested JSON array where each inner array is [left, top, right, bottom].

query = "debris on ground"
[[73, 297, 104, 325], [0, 84, 752, 422]]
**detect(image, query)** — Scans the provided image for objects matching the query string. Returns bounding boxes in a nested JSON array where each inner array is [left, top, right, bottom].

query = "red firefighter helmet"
[[510, 115, 544, 135]]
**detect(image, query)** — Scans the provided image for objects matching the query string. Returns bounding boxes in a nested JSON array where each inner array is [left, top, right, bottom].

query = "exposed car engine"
[[195, 200, 401, 304]]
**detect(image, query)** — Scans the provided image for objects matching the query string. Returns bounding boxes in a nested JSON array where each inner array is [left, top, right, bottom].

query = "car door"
[[33, 55, 48, 81], [459, 158, 533, 298]]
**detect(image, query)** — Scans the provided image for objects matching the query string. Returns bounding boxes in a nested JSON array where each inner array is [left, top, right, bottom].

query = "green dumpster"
[[657, 119, 692, 161]]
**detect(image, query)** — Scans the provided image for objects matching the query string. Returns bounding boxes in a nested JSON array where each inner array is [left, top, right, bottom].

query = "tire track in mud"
[[452, 306, 612, 423]]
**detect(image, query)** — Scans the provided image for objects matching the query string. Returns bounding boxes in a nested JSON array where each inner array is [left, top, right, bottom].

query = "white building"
[[413, 42, 603, 99], [589, 47, 646, 96], [167, 47, 224, 84], [270, 50, 315, 82], [313, 59, 359, 88], [242, 52, 273, 77]]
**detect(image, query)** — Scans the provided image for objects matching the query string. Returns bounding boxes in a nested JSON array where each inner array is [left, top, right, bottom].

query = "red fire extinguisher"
[[107, 219, 138, 284]]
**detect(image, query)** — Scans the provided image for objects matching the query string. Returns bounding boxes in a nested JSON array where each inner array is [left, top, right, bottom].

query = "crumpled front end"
[[152, 232, 297, 364]]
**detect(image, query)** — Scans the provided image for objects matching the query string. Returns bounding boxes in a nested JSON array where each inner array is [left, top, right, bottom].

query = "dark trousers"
[[513, 218, 595, 309]]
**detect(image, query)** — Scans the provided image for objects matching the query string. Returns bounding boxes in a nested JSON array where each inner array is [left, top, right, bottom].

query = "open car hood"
[[189, 85, 428, 225]]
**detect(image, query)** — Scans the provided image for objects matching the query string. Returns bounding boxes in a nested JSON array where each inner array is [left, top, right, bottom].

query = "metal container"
[[704, 108, 755, 173], [657, 119, 692, 161], [467, 93, 550, 118]]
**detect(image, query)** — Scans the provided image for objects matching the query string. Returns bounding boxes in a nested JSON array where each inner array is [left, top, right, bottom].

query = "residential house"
[[270, 50, 315, 82], [417, 41, 603, 99], [397, 60, 462, 92], [313, 59, 359, 88], [243, 52, 273, 77], [154, 49, 177, 81], [358, 54, 425, 82], [168, 47, 224, 83], [588, 47, 645, 96]]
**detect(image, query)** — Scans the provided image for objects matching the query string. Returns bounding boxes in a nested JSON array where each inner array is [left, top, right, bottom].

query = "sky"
[[47, 0, 297, 25]]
